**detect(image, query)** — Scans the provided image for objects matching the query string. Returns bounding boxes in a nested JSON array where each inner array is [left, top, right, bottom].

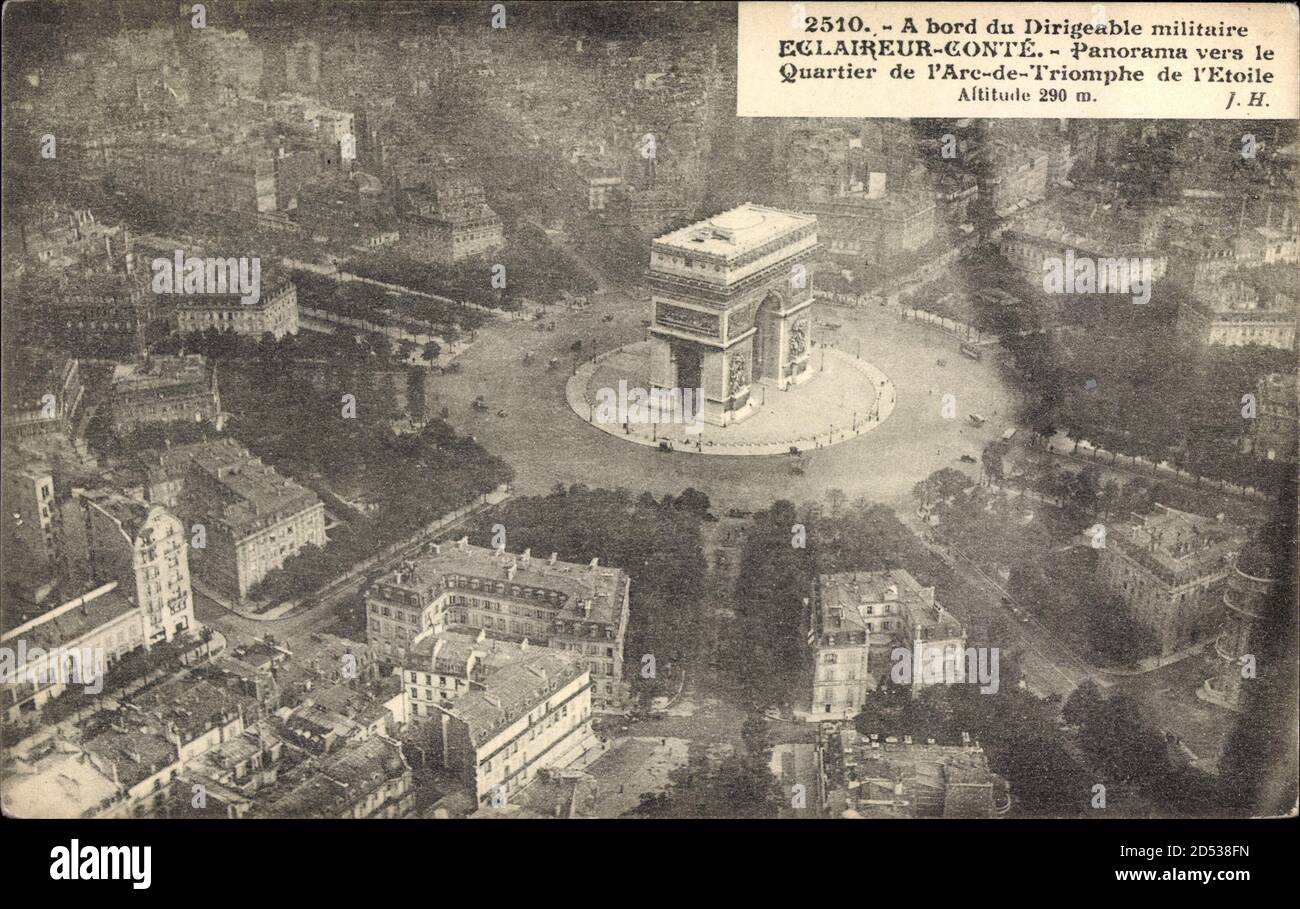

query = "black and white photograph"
[[0, 0, 1295, 887]]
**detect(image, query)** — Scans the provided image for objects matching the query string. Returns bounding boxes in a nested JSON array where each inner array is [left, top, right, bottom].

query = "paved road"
[[424, 278, 1017, 516], [192, 500, 500, 648], [925, 536, 1099, 699]]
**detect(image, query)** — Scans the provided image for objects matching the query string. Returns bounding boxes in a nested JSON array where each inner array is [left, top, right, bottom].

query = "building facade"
[[108, 355, 222, 433], [148, 439, 326, 599], [175, 275, 299, 339], [366, 539, 630, 710], [72, 489, 195, 646], [2, 459, 60, 569], [1249, 372, 1298, 462], [422, 647, 594, 808], [1203, 538, 1276, 711], [809, 569, 966, 719], [0, 581, 142, 723], [1097, 505, 1246, 654]]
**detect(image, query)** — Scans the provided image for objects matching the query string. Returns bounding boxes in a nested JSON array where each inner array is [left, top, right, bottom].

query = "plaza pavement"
[[566, 342, 894, 455], [421, 290, 1020, 514]]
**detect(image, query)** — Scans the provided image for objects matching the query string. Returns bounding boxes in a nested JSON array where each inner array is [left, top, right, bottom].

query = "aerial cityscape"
[[2, 0, 1296, 823]]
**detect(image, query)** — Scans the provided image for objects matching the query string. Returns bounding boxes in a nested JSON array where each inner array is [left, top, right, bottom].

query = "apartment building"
[[1098, 505, 1247, 654], [147, 439, 326, 600], [3, 354, 85, 447], [69, 488, 195, 645], [366, 539, 630, 709], [2, 458, 60, 569], [399, 171, 505, 263], [423, 646, 594, 808], [108, 355, 222, 433], [175, 274, 299, 339], [0, 581, 142, 722], [809, 569, 966, 720]]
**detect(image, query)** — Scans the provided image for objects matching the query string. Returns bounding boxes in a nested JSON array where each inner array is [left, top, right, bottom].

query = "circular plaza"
[[566, 340, 897, 455]]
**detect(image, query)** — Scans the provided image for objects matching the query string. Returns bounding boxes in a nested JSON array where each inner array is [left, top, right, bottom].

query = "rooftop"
[[1, 583, 137, 648], [152, 438, 320, 535], [815, 569, 962, 642], [375, 541, 628, 629], [653, 204, 815, 259], [435, 646, 586, 747], [1109, 506, 1245, 582]]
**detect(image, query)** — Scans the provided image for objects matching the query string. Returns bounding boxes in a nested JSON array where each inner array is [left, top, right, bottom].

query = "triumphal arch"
[[646, 204, 819, 426]]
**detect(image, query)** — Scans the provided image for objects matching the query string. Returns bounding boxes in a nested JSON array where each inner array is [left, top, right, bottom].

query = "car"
[[959, 454, 976, 463]]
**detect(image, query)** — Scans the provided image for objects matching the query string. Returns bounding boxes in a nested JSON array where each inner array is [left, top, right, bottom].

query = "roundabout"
[[566, 340, 897, 455]]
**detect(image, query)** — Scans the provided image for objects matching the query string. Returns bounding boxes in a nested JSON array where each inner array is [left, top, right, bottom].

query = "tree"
[[913, 468, 970, 507], [1062, 679, 1104, 727], [423, 339, 442, 362], [674, 487, 711, 516], [981, 440, 1008, 484], [1086, 595, 1160, 667]]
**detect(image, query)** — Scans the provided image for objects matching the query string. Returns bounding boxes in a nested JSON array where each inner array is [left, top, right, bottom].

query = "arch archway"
[[753, 291, 783, 383]]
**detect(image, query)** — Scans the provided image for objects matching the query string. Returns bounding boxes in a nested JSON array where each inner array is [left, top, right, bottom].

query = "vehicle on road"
[[960, 343, 983, 361], [959, 454, 976, 463], [968, 413, 987, 427], [496, 409, 508, 417]]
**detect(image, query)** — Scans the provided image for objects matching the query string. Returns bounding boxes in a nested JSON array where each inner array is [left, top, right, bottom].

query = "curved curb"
[[565, 345, 896, 456]]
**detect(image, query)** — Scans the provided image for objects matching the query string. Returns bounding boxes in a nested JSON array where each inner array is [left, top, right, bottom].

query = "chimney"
[[549, 552, 557, 566], [521, 548, 531, 566], [507, 561, 517, 581], [520, 638, 529, 652], [589, 558, 598, 569], [459, 536, 469, 552]]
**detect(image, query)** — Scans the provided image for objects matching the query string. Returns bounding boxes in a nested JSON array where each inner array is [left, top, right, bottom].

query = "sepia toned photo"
[[1, 0, 1295, 845]]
